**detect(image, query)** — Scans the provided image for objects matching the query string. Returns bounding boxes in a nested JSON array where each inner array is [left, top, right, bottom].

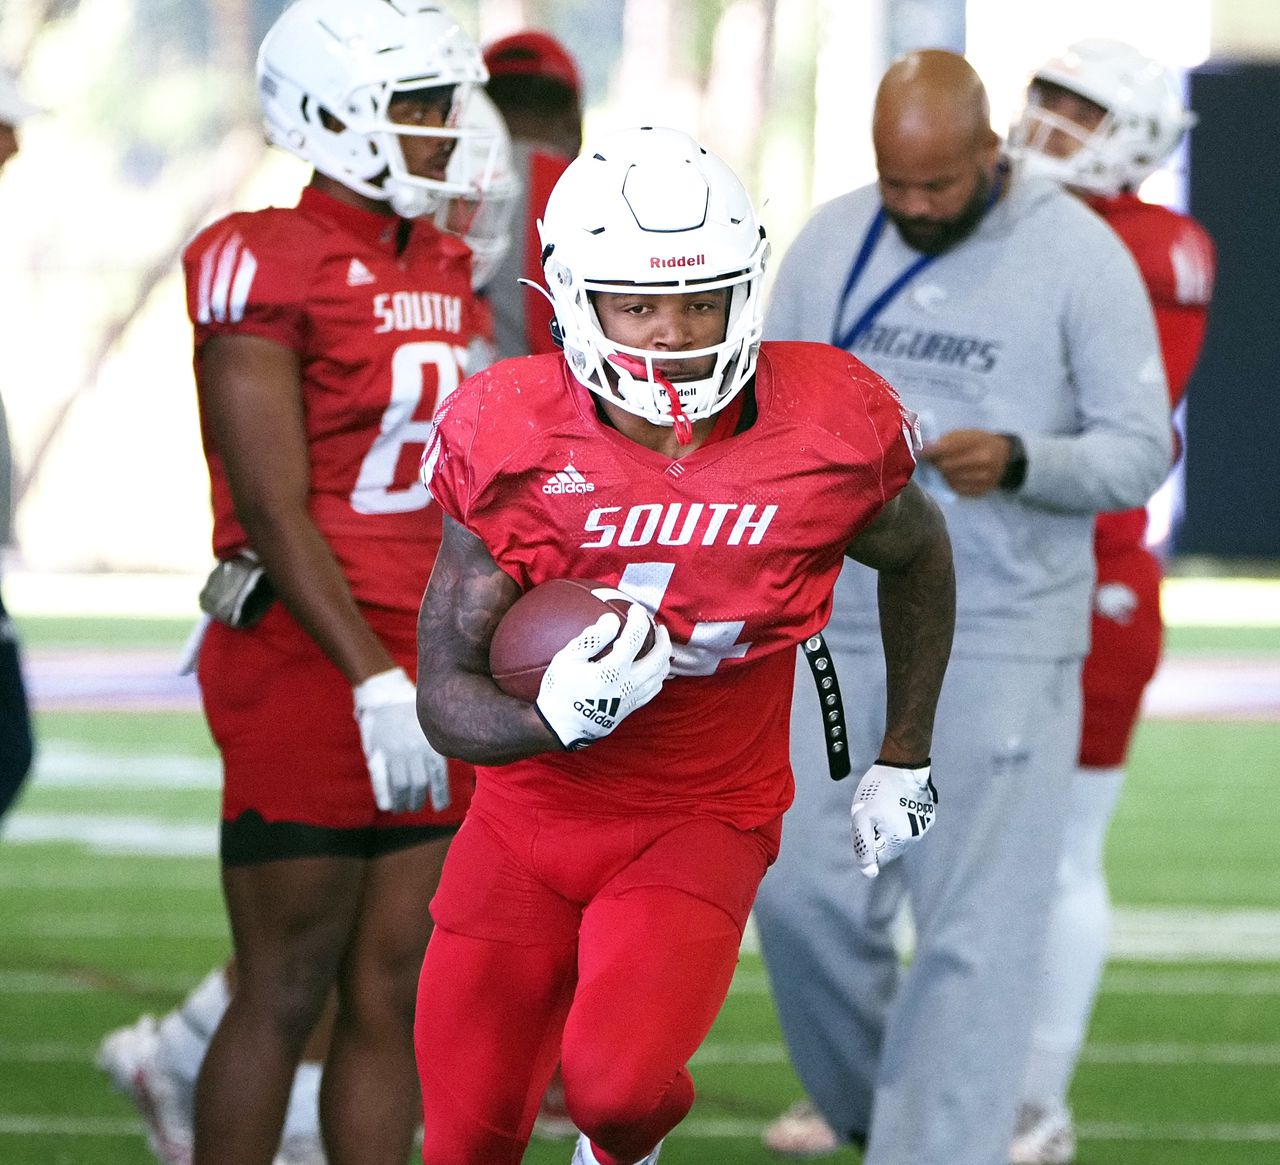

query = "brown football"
[[489, 578, 658, 703]]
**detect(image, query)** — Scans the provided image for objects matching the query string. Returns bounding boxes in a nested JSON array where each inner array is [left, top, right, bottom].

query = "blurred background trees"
[[0, 0, 1229, 574]]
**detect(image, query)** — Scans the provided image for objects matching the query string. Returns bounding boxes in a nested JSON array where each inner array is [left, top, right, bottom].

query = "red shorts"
[[430, 782, 782, 943], [199, 601, 473, 832], [1079, 547, 1163, 768]]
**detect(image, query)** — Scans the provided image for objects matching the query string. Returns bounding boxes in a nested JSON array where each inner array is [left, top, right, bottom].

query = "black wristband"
[[874, 758, 939, 804], [998, 433, 1027, 490], [533, 703, 591, 751]]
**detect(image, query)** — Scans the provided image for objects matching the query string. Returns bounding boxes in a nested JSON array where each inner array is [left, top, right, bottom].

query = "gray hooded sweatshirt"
[[765, 168, 1172, 660]]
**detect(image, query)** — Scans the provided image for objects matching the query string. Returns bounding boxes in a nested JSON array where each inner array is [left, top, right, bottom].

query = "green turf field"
[[2, 616, 1278, 1164]]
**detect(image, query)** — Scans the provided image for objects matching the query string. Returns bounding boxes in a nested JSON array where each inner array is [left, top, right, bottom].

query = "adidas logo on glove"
[[573, 697, 621, 727]]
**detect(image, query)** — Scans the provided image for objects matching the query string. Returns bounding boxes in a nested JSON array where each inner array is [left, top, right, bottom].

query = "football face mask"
[[257, 0, 495, 218], [434, 88, 519, 290], [537, 126, 769, 430], [1010, 38, 1194, 196]]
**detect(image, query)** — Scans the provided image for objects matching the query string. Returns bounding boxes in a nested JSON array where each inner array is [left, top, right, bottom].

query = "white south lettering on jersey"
[[373, 291, 464, 334], [580, 503, 778, 549]]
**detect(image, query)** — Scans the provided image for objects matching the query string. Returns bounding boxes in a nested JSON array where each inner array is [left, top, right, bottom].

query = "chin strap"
[[607, 353, 693, 445], [660, 377, 695, 446]]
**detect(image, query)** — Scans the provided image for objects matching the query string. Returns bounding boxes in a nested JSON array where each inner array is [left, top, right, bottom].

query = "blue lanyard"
[[830, 210, 939, 351], [831, 172, 1005, 352]]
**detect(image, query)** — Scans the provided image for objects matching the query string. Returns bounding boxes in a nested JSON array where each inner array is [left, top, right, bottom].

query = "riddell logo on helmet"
[[650, 254, 705, 269]]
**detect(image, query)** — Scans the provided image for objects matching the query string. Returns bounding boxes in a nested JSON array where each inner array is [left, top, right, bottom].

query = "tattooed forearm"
[[847, 481, 955, 764], [416, 516, 560, 764]]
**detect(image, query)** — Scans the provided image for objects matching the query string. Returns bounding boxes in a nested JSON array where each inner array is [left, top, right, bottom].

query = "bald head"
[[874, 50, 993, 154], [871, 51, 1002, 254]]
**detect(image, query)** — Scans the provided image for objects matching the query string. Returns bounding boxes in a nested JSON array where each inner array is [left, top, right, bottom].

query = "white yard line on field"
[[739, 906, 1280, 964], [12, 912, 228, 940], [1109, 907, 1280, 961], [1, 1113, 1279, 1144], [1074, 1121, 1280, 1143], [1, 813, 217, 856], [0, 970, 208, 995], [8, 846, 1278, 958], [30, 742, 219, 787], [726, 966, 1280, 998], [15, 860, 1278, 958], [1144, 655, 1280, 721], [3, 1038, 1278, 1069], [0, 1116, 143, 1136], [688, 1041, 1280, 1066], [1102, 968, 1280, 994]]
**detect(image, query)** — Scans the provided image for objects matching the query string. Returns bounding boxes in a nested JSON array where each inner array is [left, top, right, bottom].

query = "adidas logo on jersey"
[[346, 258, 377, 287], [543, 465, 595, 494]]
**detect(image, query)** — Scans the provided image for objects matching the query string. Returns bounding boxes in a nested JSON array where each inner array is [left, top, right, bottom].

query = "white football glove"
[[850, 760, 938, 878], [353, 667, 450, 814], [535, 604, 672, 750]]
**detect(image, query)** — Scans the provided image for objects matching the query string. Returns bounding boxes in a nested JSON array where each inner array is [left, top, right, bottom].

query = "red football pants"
[[1080, 546, 1163, 768], [415, 787, 779, 1164]]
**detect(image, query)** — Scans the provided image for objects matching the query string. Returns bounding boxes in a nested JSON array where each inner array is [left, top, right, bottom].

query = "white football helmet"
[[435, 88, 520, 290], [1010, 39, 1194, 195], [257, 0, 494, 218], [537, 126, 769, 429]]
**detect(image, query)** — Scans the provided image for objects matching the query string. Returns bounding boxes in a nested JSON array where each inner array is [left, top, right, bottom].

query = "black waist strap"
[[801, 633, 851, 781]]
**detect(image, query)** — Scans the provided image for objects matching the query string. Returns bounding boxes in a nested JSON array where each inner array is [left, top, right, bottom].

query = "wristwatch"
[[998, 433, 1027, 490]]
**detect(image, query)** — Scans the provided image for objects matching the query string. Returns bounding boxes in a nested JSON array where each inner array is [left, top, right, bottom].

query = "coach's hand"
[[850, 760, 938, 878], [920, 429, 1014, 496], [354, 667, 450, 813], [535, 605, 672, 751]]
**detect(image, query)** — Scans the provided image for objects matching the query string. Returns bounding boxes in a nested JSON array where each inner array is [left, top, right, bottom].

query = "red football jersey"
[[425, 342, 918, 826], [1090, 192, 1214, 404], [184, 186, 480, 612], [1087, 194, 1215, 558]]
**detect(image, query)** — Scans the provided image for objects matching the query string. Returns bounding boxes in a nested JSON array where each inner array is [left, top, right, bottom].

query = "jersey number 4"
[[616, 562, 751, 677], [351, 340, 466, 515]]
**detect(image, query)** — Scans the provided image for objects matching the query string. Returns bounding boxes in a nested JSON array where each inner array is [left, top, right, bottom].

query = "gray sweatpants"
[[754, 649, 1081, 1165]]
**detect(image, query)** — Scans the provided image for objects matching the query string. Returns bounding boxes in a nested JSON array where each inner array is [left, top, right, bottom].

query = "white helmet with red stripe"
[[256, 0, 495, 218], [537, 126, 769, 429], [1011, 38, 1194, 195]]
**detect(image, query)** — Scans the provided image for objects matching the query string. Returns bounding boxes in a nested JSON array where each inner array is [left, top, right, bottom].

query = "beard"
[[885, 170, 995, 255]]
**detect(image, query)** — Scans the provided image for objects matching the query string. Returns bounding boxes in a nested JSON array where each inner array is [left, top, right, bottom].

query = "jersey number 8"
[[351, 340, 466, 515]]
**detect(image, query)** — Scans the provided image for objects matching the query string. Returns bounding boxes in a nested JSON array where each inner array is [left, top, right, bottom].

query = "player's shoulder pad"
[[758, 341, 916, 452], [184, 207, 316, 271], [1103, 200, 1216, 308], [760, 340, 902, 407], [183, 207, 328, 330], [459, 352, 573, 418], [427, 352, 577, 479]]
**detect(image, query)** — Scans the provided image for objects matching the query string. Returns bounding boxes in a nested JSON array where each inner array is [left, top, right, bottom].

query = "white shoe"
[[571, 1131, 663, 1164], [1009, 1101, 1076, 1165], [274, 1130, 327, 1165], [96, 1015, 194, 1165], [762, 1099, 839, 1158]]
